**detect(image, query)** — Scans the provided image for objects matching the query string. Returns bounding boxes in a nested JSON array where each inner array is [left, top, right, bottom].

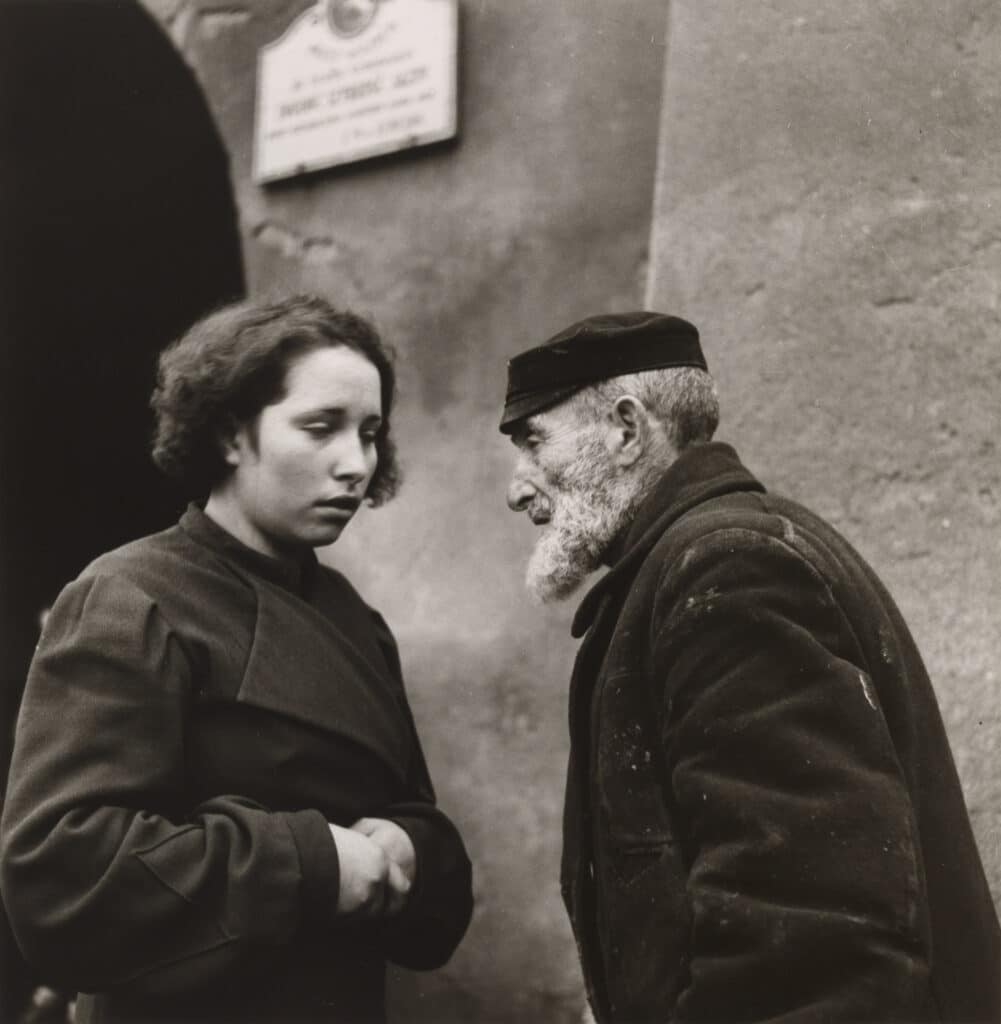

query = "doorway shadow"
[[0, 2, 246, 1016]]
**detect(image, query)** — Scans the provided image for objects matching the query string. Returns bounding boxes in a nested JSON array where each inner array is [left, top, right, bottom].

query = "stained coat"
[[562, 442, 1000, 1023]]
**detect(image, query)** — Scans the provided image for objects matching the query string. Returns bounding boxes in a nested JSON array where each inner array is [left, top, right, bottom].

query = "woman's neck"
[[204, 490, 298, 566]]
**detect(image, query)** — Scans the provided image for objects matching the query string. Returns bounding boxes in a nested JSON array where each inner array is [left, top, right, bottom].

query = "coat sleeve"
[[368, 615, 474, 970], [382, 798, 474, 970], [651, 528, 935, 1022], [0, 573, 340, 998]]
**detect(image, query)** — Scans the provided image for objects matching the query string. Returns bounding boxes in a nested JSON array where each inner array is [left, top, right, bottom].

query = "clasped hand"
[[328, 817, 416, 919]]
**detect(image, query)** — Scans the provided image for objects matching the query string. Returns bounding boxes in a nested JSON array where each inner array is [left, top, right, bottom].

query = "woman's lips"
[[316, 496, 361, 514]]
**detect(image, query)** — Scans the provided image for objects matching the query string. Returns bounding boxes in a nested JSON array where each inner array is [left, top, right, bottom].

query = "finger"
[[386, 858, 410, 897], [384, 879, 409, 918], [350, 818, 377, 835]]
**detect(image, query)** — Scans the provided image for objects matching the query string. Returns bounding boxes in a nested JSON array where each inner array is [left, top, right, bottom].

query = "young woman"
[[0, 296, 473, 1023]]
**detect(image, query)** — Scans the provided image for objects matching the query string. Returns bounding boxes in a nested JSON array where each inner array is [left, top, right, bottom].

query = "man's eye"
[[360, 431, 379, 445]]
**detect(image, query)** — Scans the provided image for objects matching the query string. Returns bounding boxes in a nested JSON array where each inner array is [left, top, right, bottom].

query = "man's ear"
[[608, 396, 648, 468]]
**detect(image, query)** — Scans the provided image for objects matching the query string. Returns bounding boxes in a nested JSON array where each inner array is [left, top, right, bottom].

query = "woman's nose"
[[333, 437, 371, 484]]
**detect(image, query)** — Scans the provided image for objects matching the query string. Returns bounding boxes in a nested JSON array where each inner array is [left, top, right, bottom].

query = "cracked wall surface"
[[648, 0, 1001, 907], [139, 1, 669, 1020]]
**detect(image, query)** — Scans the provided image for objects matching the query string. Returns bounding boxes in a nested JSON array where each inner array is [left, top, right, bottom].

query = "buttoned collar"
[[570, 441, 765, 637], [179, 503, 319, 595]]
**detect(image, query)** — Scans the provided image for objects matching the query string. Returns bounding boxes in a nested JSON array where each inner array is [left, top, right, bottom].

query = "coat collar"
[[179, 503, 319, 596], [570, 441, 765, 637]]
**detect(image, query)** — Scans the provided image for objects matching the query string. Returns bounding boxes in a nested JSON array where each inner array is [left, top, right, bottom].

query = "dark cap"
[[499, 311, 706, 433]]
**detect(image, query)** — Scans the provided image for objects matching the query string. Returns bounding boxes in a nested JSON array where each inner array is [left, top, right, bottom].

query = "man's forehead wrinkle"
[[511, 408, 581, 453], [539, 405, 588, 441]]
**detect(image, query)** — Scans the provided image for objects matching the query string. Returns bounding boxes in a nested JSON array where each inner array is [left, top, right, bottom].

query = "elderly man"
[[501, 312, 999, 1024]]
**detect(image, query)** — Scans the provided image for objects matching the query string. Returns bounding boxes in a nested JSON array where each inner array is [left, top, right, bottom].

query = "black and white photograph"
[[1, 2, 999, 1022]]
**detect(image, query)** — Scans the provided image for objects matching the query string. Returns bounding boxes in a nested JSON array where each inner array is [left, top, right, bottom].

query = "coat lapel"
[[237, 577, 412, 784]]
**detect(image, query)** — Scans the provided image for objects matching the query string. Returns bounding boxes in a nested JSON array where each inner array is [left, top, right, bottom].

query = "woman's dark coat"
[[562, 442, 999, 1023], [0, 507, 472, 1023]]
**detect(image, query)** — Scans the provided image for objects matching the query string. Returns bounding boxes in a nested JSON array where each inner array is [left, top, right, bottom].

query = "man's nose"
[[506, 472, 536, 512]]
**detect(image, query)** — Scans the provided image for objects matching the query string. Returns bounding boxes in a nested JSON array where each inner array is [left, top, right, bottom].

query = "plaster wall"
[[648, 1, 1001, 906], [141, 1, 669, 1020]]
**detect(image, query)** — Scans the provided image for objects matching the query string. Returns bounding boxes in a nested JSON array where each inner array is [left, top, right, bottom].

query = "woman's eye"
[[302, 423, 332, 437], [360, 431, 379, 445]]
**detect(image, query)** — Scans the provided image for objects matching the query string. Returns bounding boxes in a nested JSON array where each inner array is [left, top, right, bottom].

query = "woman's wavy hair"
[[151, 294, 401, 504]]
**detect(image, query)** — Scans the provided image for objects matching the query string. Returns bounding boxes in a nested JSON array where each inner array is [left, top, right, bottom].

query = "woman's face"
[[221, 345, 382, 559]]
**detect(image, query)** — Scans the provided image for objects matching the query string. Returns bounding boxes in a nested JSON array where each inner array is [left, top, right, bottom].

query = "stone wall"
[[140, 1, 670, 1019], [648, 0, 1001, 906]]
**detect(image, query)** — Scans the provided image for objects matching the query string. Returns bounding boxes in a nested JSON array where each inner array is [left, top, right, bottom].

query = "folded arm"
[[0, 574, 340, 996]]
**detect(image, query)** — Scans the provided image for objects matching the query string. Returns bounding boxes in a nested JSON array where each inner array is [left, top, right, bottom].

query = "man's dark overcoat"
[[562, 442, 999, 1023], [1, 506, 472, 1023]]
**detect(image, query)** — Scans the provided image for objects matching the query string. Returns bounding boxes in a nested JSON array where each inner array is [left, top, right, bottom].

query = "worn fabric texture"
[[562, 442, 1000, 1023], [0, 506, 472, 1023]]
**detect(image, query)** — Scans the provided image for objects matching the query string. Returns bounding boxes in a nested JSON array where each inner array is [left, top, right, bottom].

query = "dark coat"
[[0, 507, 472, 1023], [562, 442, 999, 1023]]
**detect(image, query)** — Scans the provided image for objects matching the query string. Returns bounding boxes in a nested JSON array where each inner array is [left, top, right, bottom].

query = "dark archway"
[[0, 2, 246, 1015]]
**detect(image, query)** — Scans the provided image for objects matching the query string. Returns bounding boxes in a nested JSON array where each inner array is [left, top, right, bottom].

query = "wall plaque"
[[254, 0, 458, 183]]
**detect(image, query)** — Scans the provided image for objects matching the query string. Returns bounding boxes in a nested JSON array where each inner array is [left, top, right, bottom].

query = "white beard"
[[525, 439, 640, 604]]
